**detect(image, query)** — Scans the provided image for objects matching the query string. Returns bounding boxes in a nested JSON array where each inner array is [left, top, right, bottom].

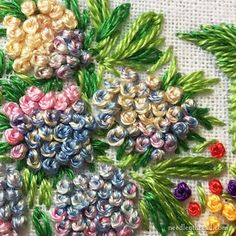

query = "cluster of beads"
[[51, 164, 141, 236], [3, 85, 96, 174], [3, 0, 78, 76], [0, 164, 27, 235], [93, 69, 199, 162], [42, 29, 92, 80]]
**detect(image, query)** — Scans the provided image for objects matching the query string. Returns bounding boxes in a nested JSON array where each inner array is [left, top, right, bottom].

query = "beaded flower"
[[93, 68, 218, 164], [2, 84, 96, 174], [0, 163, 27, 235], [2, 0, 91, 80], [51, 164, 141, 236]]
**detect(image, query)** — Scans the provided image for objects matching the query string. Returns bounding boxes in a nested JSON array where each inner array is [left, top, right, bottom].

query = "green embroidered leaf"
[[192, 139, 218, 153], [133, 148, 153, 171], [138, 200, 149, 231], [148, 156, 226, 179], [0, 142, 12, 155], [204, 115, 225, 126], [0, 113, 11, 131], [0, 155, 14, 163], [0, 49, 6, 78], [91, 139, 109, 156], [0, 1, 26, 20], [96, 3, 131, 42], [222, 225, 235, 236], [144, 192, 170, 236], [78, 65, 99, 98], [32, 207, 53, 236], [230, 165, 236, 179], [187, 132, 206, 143], [65, 0, 81, 24], [177, 24, 236, 80], [0, 29, 6, 37], [189, 107, 213, 130], [116, 138, 129, 161], [196, 183, 207, 212], [87, 0, 110, 31]]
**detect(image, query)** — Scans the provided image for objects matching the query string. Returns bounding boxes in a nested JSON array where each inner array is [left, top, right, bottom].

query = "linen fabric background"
[[1, 0, 236, 235]]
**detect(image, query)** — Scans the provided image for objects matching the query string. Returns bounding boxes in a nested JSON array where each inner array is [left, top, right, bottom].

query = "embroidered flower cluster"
[[51, 164, 141, 236], [3, 85, 96, 174], [0, 164, 27, 235], [3, 0, 91, 79], [93, 69, 199, 162]]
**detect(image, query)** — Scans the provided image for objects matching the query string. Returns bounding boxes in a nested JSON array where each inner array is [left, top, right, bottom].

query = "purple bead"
[[227, 180, 236, 198], [174, 182, 192, 201]]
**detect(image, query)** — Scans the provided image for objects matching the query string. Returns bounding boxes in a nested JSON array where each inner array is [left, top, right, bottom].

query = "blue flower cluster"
[[12, 100, 96, 174], [93, 69, 199, 162], [51, 164, 141, 236], [0, 164, 27, 234]]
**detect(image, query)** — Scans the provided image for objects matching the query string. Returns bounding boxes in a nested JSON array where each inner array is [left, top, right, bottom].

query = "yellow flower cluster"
[[205, 194, 236, 235], [3, 0, 77, 74]]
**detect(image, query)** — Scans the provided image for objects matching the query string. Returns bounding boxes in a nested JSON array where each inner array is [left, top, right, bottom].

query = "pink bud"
[[26, 86, 45, 102], [4, 128, 24, 145], [2, 102, 23, 119], [54, 92, 69, 111], [10, 143, 27, 160], [19, 95, 39, 115], [39, 92, 56, 110], [64, 85, 80, 103]]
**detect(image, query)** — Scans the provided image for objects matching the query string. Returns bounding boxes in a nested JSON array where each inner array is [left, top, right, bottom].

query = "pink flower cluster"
[[2, 84, 80, 160]]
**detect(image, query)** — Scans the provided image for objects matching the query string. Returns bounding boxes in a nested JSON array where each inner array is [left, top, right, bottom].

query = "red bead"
[[209, 142, 225, 159], [232, 230, 236, 236], [208, 179, 223, 195], [187, 201, 201, 217]]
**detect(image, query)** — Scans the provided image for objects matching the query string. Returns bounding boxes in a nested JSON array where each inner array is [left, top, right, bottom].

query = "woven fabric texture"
[[1, 0, 236, 235]]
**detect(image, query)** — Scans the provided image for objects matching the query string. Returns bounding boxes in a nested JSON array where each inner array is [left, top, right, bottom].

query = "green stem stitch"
[[96, 3, 130, 42], [0, 142, 12, 155], [87, 0, 110, 31], [222, 225, 235, 236], [32, 207, 53, 236], [38, 180, 53, 209], [196, 183, 207, 212], [0, 155, 14, 163], [0, 113, 11, 131], [147, 46, 173, 74], [146, 156, 226, 179], [0, 1, 26, 20], [91, 139, 110, 156], [138, 199, 150, 231], [230, 164, 236, 179], [0, 28, 6, 37], [192, 139, 218, 153]]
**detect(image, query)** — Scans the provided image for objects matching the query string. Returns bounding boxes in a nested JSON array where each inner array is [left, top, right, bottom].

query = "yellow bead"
[[222, 202, 236, 222], [207, 194, 223, 213], [205, 216, 221, 235]]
